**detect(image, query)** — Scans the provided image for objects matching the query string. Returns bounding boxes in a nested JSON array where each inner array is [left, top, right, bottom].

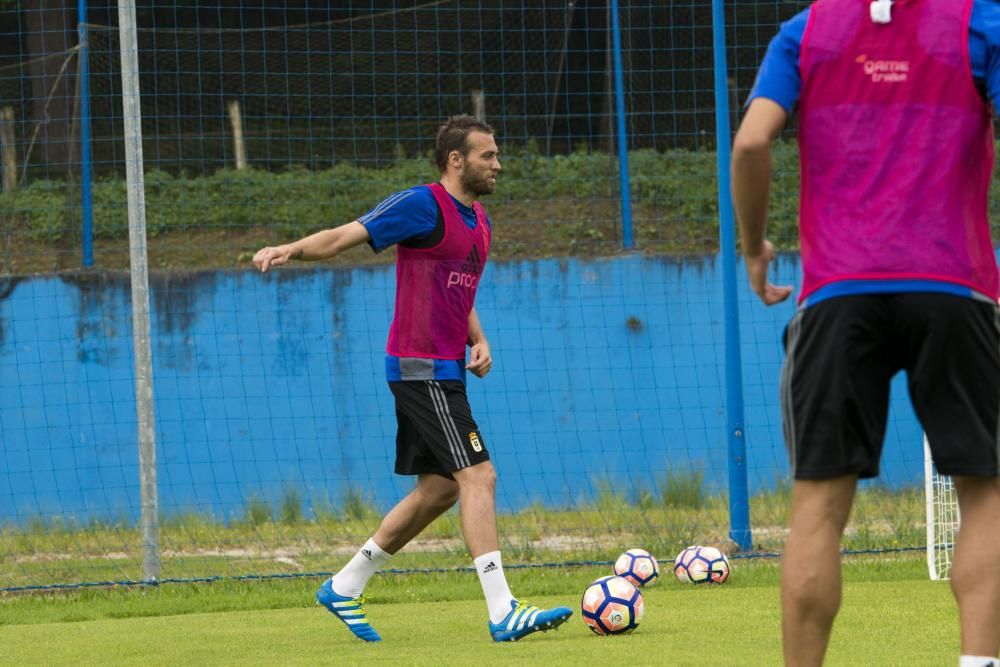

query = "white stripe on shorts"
[[780, 310, 804, 477], [426, 381, 470, 469]]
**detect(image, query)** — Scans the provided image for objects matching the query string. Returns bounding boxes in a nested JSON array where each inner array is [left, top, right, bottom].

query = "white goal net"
[[924, 437, 959, 581]]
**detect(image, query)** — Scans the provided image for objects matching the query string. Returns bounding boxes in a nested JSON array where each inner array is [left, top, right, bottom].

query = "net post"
[[0, 106, 16, 192], [227, 100, 247, 170], [609, 0, 633, 249], [924, 437, 939, 580], [712, 0, 752, 552], [78, 0, 93, 267], [471, 89, 486, 122], [117, 0, 161, 584]]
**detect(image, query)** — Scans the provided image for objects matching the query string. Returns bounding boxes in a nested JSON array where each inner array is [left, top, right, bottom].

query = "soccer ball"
[[613, 548, 660, 587], [580, 575, 645, 635], [673, 545, 731, 584]]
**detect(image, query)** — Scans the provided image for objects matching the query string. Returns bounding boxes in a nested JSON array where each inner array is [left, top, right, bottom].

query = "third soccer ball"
[[673, 545, 731, 584], [581, 575, 645, 635], [613, 548, 660, 587]]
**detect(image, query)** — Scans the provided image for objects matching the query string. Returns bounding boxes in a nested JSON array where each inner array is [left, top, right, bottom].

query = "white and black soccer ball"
[[613, 548, 660, 587], [673, 545, 731, 584], [581, 575, 645, 635]]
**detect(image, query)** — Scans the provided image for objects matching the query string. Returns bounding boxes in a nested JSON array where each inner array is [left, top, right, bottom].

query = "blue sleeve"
[[746, 9, 810, 113], [970, 0, 1000, 109], [359, 186, 438, 253]]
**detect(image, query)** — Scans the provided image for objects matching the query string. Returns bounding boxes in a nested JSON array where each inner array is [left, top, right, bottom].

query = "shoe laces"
[[513, 600, 538, 614]]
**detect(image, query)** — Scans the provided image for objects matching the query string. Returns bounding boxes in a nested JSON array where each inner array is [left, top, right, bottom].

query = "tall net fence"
[[0, 1, 817, 274], [0, 0, 940, 592]]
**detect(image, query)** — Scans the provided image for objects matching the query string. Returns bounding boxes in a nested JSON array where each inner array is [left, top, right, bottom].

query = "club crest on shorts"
[[468, 432, 483, 452]]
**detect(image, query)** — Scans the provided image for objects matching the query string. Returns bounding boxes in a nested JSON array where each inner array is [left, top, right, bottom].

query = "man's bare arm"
[[466, 307, 492, 378], [731, 98, 794, 305], [253, 221, 371, 272]]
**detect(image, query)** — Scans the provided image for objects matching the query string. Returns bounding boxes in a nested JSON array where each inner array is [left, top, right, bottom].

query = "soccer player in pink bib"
[[253, 115, 571, 643], [732, 1, 1000, 665]]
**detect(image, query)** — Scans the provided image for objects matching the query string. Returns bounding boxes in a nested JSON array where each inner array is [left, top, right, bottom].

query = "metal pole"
[[79, 0, 93, 267], [226, 100, 247, 170], [545, 0, 576, 157], [0, 107, 16, 192], [471, 89, 485, 122], [711, 0, 752, 552], [609, 0, 634, 249], [117, 0, 160, 582], [924, 437, 938, 580]]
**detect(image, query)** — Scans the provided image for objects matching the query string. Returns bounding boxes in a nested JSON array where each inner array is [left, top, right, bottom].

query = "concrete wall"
[[0, 255, 925, 524]]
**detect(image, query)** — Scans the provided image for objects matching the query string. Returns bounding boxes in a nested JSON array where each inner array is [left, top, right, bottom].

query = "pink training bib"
[[797, 0, 997, 302], [386, 183, 491, 359]]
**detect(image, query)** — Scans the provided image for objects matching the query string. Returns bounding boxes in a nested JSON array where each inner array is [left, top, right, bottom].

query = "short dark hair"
[[434, 114, 495, 173]]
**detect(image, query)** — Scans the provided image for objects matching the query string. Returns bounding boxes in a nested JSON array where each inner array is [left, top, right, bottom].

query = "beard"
[[461, 165, 496, 196]]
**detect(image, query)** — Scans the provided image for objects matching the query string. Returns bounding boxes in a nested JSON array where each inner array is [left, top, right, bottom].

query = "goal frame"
[[924, 437, 959, 581]]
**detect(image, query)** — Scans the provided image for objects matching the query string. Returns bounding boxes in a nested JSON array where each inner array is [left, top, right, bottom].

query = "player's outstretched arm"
[[732, 98, 794, 306], [465, 307, 492, 378], [253, 221, 371, 272]]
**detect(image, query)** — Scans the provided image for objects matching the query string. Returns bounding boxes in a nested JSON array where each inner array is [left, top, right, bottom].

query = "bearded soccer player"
[[732, 1, 1000, 665], [253, 114, 572, 643]]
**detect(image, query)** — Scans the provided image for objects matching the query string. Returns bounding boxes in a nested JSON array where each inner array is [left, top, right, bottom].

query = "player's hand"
[[745, 240, 793, 306], [253, 246, 291, 273], [466, 341, 492, 378]]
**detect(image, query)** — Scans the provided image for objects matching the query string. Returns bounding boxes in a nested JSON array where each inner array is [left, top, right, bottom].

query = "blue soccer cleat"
[[488, 599, 573, 642], [316, 578, 382, 642]]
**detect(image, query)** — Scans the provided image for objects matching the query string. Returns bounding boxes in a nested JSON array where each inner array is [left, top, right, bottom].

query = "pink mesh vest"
[[797, 0, 998, 302], [386, 183, 491, 359]]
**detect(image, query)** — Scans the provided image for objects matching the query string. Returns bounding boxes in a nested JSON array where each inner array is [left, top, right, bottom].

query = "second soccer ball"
[[581, 575, 645, 635], [613, 547, 660, 587], [673, 545, 731, 584]]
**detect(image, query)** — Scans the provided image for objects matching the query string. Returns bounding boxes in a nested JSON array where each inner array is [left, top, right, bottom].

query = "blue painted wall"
[[0, 255, 925, 525]]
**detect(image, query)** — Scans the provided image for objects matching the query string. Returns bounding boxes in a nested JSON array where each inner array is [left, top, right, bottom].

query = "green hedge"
[[7, 141, 999, 248], [0, 145, 802, 244]]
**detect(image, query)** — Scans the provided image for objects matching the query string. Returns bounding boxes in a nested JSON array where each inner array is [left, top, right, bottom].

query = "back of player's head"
[[435, 114, 495, 173]]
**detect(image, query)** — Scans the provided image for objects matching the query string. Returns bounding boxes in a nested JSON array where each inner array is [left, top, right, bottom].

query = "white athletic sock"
[[960, 657, 1000, 667], [330, 538, 391, 598], [474, 550, 516, 624]]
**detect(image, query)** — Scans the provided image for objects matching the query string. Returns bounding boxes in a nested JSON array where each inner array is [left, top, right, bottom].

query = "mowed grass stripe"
[[0, 556, 931, 627], [1, 579, 957, 666]]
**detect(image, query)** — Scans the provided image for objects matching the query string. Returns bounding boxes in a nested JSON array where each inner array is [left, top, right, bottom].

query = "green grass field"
[[1, 483, 926, 591], [1, 555, 959, 666]]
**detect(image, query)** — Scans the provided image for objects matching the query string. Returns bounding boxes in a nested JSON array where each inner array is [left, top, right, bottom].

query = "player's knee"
[[427, 485, 459, 510], [415, 477, 459, 510], [949, 557, 982, 599], [455, 461, 496, 491], [782, 571, 840, 618], [783, 587, 839, 624]]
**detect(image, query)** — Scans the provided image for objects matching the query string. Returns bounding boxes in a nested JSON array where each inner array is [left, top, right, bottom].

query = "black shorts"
[[388, 380, 490, 478], [781, 293, 1000, 480]]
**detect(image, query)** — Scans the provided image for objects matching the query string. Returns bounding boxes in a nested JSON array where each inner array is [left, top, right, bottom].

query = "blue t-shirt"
[[361, 185, 486, 251], [749, 1, 1000, 112], [359, 185, 491, 381], [747, 0, 1000, 305]]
